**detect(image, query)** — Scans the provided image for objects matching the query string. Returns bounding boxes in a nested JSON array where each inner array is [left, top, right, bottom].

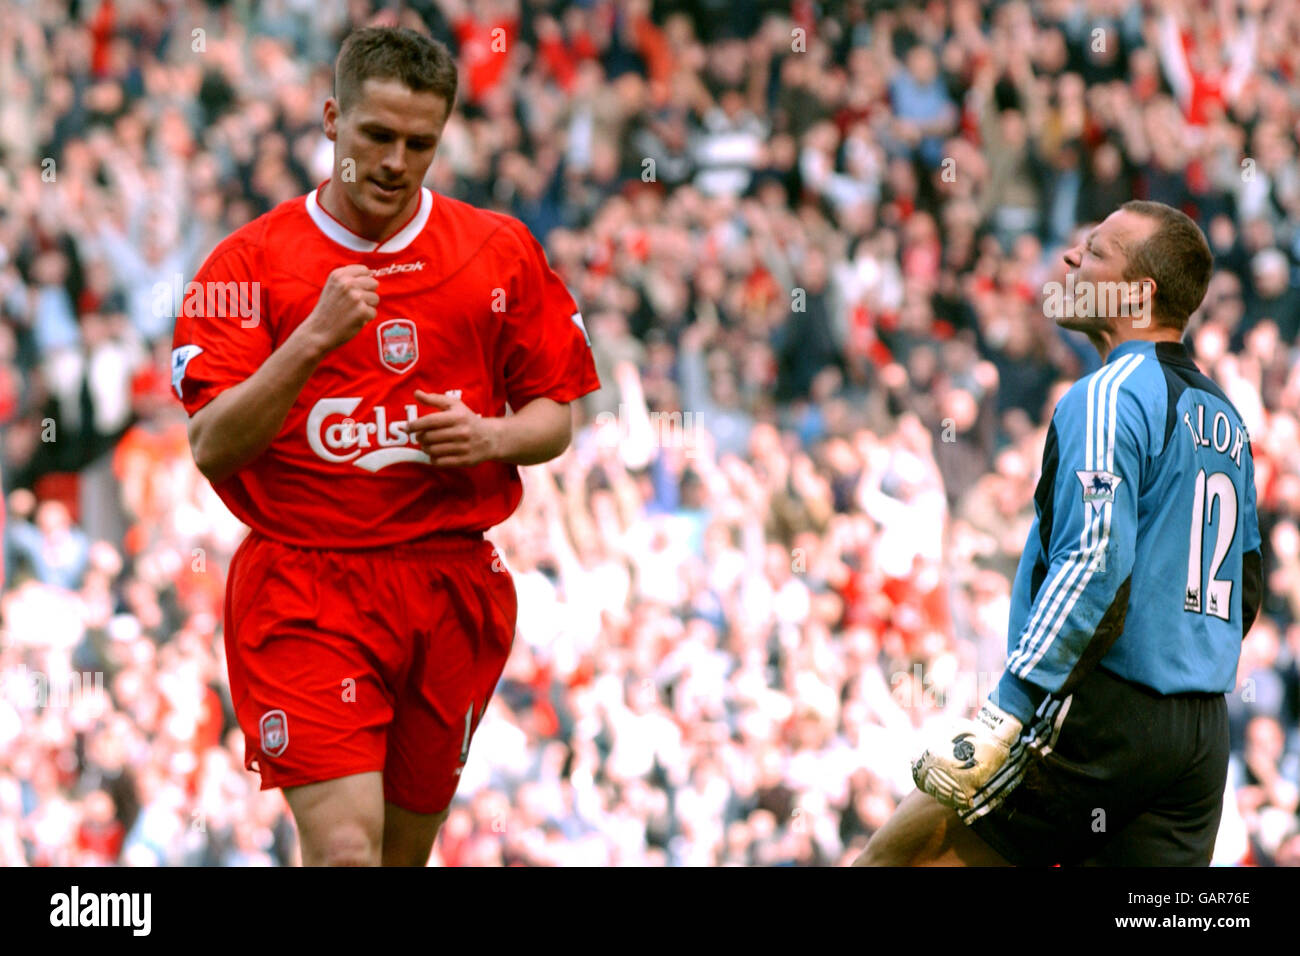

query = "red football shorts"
[[223, 530, 517, 814]]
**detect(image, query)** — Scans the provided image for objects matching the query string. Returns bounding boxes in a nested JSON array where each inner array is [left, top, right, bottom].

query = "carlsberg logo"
[[307, 397, 429, 472]]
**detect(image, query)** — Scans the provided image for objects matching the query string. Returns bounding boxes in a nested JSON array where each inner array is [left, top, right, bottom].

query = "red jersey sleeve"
[[499, 221, 600, 409], [170, 237, 272, 416]]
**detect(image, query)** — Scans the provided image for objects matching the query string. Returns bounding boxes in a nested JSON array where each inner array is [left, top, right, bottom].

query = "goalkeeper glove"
[[912, 699, 1023, 812]]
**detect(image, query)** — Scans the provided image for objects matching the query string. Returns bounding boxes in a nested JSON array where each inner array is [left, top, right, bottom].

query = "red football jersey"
[[171, 184, 600, 547]]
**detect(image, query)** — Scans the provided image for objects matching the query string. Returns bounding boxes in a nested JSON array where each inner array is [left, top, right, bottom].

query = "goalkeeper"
[[856, 202, 1263, 866]]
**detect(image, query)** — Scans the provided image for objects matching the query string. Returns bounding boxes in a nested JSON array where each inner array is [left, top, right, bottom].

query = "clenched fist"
[[300, 264, 380, 355], [912, 700, 1023, 814]]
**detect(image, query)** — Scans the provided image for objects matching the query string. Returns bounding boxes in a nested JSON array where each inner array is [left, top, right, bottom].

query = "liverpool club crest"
[[377, 318, 418, 373], [260, 709, 289, 757]]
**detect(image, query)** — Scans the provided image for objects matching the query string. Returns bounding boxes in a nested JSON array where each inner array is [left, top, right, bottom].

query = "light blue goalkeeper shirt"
[[993, 339, 1264, 724]]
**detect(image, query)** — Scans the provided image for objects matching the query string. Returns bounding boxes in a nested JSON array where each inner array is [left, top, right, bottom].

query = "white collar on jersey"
[[305, 184, 433, 254]]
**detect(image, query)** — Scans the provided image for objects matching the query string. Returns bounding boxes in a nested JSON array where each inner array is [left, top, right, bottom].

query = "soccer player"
[[856, 201, 1263, 866], [171, 27, 599, 866]]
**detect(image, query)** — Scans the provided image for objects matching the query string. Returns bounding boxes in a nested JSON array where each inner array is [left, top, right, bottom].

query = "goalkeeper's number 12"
[[1185, 468, 1237, 621]]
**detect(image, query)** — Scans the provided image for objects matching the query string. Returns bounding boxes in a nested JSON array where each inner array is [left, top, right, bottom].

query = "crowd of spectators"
[[0, 0, 1298, 866]]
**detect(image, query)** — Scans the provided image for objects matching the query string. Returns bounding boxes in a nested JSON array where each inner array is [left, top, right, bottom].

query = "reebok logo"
[[372, 261, 425, 277]]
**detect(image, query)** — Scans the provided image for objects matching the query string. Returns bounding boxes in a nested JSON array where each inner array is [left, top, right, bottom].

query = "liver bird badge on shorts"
[[377, 318, 419, 374], [260, 709, 289, 757]]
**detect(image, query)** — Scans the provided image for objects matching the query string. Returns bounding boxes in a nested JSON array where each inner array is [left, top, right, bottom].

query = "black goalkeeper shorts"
[[963, 664, 1229, 866]]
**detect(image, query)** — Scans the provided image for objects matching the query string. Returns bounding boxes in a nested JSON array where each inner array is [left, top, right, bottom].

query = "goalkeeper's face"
[[323, 78, 449, 233], [1058, 209, 1157, 334]]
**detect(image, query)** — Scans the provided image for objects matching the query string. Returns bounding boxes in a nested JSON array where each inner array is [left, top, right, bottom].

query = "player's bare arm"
[[407, 390, 573, 467], [187, 264, 379, 483]]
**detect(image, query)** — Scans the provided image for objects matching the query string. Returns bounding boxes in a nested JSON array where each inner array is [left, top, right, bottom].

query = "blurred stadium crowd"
[[1, 0, 1299, 867]]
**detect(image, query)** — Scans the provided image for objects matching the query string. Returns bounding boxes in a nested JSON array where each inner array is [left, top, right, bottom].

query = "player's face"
[[323, 78, 449, 236], [1059, 210, 1157, 333]]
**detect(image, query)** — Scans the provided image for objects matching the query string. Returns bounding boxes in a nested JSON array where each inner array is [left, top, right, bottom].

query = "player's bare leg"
[[283, 771, 385, 866], [853, 790, 1012, 866], [381, 803, 449, 866]]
